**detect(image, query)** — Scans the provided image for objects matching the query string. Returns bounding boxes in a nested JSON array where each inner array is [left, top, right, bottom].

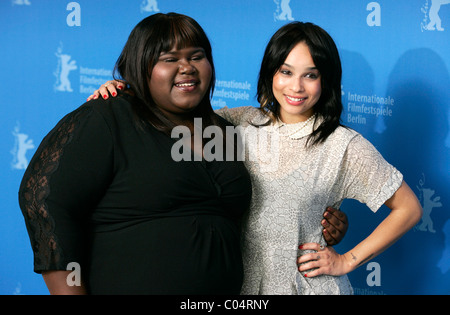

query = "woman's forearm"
[[298, 181, 423, 277], [343, 181, 423, 272]]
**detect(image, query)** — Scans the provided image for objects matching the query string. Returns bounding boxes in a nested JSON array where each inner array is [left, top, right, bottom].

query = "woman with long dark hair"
[[18, 13, 252, 295], [89, 21, 418, 295], [222, 22, 422, 294]]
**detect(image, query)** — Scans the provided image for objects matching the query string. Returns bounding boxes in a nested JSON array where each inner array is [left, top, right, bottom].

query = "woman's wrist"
[[343, 251, 373, 273]]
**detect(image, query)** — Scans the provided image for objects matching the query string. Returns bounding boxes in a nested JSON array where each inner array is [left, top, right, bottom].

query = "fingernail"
[[93, 95, 98, 99], [112, 92, 117, 97], [103, 95, 108, 99], [117, 85, 123, 90], [304, 274, 308, 278], [298, 245, 303, 249]]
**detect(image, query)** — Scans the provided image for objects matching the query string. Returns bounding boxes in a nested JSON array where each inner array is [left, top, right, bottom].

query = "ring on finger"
[[104, 83, 111, 87]]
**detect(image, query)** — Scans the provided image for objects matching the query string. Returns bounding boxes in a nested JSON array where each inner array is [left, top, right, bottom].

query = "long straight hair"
[[257, 22, 344, 146], [113, 12, 221, 133]]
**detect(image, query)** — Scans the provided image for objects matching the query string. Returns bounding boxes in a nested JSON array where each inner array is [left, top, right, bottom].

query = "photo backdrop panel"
[[1, 0, 448, 294]]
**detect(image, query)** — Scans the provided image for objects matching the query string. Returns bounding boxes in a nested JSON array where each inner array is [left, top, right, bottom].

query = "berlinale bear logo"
[[141, 0, 160, 13], [422, 0, 450, 31], [54, 43, 77, 93], [274, 0, 295, 21], [11, 122, 34, 171]]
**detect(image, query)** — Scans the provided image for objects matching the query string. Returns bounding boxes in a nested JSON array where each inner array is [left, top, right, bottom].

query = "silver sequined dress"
[[217, 106, 403, 295]]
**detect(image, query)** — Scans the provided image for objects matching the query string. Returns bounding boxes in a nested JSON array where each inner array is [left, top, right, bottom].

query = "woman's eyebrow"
[[160, 48, 205, 56], [282, 62, 318, 71]]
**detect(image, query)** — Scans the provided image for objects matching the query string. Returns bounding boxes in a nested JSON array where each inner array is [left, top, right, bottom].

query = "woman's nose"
[[179, 60, 196, 74], [291, 77, 304, 92]]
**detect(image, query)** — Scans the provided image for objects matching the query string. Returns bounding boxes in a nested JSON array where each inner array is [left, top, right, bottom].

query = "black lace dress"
[[18, 94, 252, 294]]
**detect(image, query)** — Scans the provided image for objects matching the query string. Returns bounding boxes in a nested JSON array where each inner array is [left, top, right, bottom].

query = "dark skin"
[[321, 207, 348, 245], [88, 81, 349, 247], [36, 83, 351, 295]]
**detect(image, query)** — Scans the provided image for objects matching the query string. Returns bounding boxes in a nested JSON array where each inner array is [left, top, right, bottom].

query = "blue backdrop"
[[1, 0, 449, 295]]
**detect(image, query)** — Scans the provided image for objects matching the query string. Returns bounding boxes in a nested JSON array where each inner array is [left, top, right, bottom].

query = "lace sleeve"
[[18, 105, 114, 273]]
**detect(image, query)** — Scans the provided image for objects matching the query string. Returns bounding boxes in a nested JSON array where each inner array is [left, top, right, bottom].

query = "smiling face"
[[272, 42, 322, 124], [149, 46, 212, 121]]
